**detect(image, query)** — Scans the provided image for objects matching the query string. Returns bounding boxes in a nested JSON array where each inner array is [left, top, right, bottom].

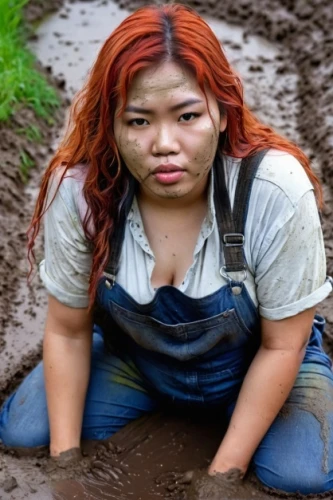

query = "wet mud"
[[1, 0, 333, 498], [0, 87, 65, 403]]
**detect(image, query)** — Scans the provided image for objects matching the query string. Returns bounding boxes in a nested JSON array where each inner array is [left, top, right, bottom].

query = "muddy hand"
[[45, 447, 89, 478], [87, 442, 128, 484], [51, 447, 83, 469], [186, 468, 243, 500], [156, 469, 194, 497], [89, 458, 127, 484]]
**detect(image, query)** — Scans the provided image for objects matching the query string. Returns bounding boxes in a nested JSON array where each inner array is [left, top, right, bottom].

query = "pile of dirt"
[[0, 102, 63, 328], [0, 0, 67, 399], [23, 0, 66, 23]]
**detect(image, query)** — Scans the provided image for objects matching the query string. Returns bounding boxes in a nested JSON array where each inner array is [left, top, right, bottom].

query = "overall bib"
[[1, 151, 333, 494]]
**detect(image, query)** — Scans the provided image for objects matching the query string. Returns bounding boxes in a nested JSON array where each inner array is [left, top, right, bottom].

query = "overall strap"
[[104, 150, 268, 286], [214, 149, 269, 277], [103, 176, 137, 286]]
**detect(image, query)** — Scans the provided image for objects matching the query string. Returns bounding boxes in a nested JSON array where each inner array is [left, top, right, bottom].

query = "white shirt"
[[39, 149, 332, 320]]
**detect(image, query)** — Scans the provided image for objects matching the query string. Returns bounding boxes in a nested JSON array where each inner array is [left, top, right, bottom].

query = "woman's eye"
[[129, 118, 148, 126], [179, 112, 199, 122]]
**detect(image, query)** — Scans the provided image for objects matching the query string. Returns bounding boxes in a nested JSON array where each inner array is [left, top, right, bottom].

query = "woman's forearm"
[[209, 344, 305, 474], [44, 329, 92, 457]]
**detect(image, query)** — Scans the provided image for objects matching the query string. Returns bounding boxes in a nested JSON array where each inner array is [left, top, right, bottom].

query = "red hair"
[[28, 3, 322, 306]]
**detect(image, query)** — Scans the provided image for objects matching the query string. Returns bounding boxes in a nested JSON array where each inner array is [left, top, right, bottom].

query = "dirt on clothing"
[[0, 0, 333, 498]]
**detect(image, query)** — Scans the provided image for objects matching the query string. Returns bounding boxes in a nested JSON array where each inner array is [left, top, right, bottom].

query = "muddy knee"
[[0, 364, 49, 448], [256, 465, 331, 494], [0, 407, 49, 448]]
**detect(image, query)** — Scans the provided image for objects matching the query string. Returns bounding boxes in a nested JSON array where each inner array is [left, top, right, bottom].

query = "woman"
[[1, 3, 332, 495]]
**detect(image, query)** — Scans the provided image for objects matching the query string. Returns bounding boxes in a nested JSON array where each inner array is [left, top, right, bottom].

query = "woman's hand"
[[45, 446, 92, 482], [187, 469, 243, 500], [51, 447, 83, 468], [157, 468, 244, 499]]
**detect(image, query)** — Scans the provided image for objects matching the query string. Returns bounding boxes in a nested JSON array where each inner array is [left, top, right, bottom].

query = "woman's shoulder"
[[48, 163, 89, 223], [254, 149, 314, 205], [225, 149, 314, 206], [51, 162, 88, 190]]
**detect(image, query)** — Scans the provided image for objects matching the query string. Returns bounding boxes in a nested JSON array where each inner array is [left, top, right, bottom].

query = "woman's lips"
[[152, 164, 185, 185]]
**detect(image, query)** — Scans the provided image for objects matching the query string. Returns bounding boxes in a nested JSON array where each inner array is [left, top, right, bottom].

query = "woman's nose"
[[152, 124, 180, 156]]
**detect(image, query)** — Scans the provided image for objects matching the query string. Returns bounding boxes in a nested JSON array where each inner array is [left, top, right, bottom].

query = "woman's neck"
[[137, 172, 210, 213]]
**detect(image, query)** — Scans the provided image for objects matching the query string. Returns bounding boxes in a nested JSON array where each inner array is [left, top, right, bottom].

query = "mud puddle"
[[30, 1, 130, 97], [1, 0, 332, 499]]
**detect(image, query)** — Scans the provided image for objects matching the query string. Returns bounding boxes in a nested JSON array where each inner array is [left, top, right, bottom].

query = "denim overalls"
[[1, 151, 333, 494], [96, 150, 331, 406], [95, 151, 266, 408]]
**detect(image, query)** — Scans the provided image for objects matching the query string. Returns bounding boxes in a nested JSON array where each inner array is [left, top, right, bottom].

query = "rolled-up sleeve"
[[39, 169, 92, 308], [255, 189, 332, 320]]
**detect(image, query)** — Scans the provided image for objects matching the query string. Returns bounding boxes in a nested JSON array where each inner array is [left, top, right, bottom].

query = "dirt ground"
[[1, 0, 333, 498]]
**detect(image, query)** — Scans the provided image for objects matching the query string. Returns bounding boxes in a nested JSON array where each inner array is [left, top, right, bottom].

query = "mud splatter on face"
[[113, 61, 226, 205]]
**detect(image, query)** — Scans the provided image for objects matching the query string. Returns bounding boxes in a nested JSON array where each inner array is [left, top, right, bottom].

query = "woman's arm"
[[208, 306, 315, 475], [43, 294, 93, 457]]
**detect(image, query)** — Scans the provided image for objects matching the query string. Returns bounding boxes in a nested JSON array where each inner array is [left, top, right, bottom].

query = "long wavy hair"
[[27, 3, 322, 307]]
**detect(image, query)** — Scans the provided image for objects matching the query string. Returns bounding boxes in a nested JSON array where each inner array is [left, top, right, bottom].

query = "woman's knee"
[[255, 462, 332, 494], [0, 416, 49, 448], [254, 405, 333, 494], [0, 402, 49, 448], [0, 363, 50, 448]]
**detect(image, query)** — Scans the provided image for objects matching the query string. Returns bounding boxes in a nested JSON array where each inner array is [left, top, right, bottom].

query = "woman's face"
[[114, 61, 227, 203]]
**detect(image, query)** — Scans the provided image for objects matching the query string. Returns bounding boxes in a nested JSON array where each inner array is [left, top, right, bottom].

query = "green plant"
[[19, 149, 34, 181], [17, 124, 42, 142], [0, 0, 60, 122]]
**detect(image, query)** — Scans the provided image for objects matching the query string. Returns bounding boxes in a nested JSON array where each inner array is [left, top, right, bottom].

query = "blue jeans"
[[1, 330, 333, 494]]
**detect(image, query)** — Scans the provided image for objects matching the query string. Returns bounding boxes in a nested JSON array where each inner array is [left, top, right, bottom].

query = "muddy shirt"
[[39, 149, 331, 320]]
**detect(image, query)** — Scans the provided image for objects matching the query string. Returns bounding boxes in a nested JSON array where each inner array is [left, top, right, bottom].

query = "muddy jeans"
[[1, 328, 333, 495]]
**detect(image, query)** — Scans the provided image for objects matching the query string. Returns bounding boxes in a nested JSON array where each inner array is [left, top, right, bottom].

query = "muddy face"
[[113, 60, 227, 204]]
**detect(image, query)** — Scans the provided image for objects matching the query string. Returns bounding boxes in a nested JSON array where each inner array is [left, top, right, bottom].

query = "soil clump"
[[0, 46, 66, 406]]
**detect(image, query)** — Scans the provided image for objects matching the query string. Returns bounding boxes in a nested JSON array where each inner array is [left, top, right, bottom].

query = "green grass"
[[17, 123, 43, 142], [19, 148, 34, 181], [0, 0, 60, 122]]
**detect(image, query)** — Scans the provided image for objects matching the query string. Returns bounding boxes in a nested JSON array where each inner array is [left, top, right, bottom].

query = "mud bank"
[[0, 0, 333, 498], [0, 71, 65, 401]]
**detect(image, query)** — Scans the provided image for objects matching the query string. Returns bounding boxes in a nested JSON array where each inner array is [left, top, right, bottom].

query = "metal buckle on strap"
[[220, 266, 247, 283], [103, 271, 116, 289], [223, 233, 245, 247]]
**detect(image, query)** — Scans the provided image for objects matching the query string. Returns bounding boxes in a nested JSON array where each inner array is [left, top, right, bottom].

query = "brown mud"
[[0, 78, 65, 401], [1, 0, 333, 498]]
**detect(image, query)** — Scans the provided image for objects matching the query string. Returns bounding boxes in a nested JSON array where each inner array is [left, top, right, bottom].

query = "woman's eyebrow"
[[124, 98, 203, 114]]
